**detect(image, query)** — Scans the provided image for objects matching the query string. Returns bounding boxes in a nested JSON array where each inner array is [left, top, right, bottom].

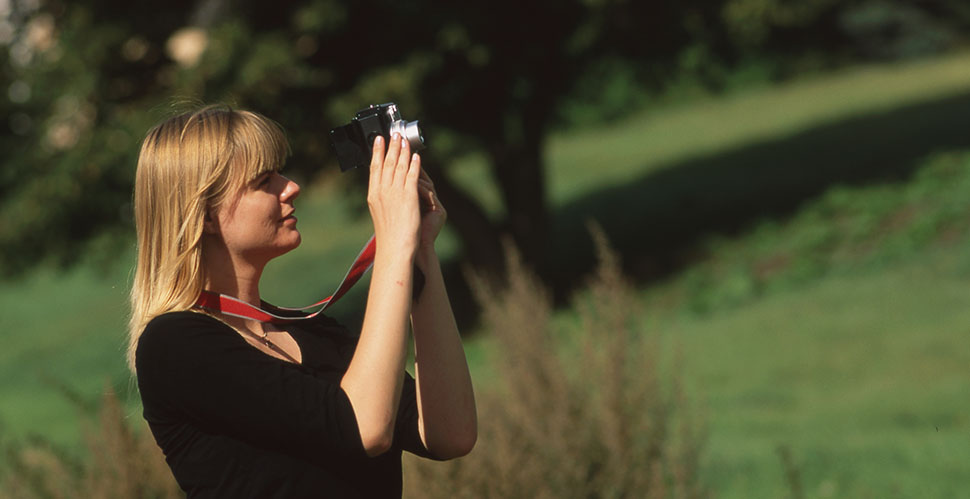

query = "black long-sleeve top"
[[135, 310, 434, 498]]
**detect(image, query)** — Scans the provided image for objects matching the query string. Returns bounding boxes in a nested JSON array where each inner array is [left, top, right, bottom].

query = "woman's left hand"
[[417, 168, 446, 253]]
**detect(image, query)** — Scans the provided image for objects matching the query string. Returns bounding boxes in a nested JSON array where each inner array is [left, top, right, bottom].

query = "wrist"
[[415, 245, 439, 271], [374, 244, 417, 272], [374, 231, 418, 257]]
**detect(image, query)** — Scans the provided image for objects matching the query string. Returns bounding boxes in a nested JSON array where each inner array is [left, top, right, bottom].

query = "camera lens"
[[404, 120, 426, 151]]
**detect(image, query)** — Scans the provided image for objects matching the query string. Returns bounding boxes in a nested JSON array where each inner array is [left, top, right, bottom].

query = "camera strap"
[[194, 235, 377, 323]]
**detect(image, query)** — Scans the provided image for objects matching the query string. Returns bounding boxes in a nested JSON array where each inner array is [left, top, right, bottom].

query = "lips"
[[281, 211, 296, 223]]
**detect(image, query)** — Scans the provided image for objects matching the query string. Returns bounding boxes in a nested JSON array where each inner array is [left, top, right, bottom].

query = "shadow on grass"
[[546, 90, 970, 296], [302, 91, 970, 329]]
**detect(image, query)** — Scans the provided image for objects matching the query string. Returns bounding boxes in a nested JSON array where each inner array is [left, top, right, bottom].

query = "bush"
[[404, 227, 707, 498], [680, 150, 970, 315], [0, 228, 707, 498], [0, 385, 179, 499]]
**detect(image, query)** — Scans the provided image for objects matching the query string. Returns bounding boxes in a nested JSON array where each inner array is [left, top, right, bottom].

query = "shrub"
[[404, 227, 707, 498], [0, 228, 707, 498], [0, 385, 180, 499]]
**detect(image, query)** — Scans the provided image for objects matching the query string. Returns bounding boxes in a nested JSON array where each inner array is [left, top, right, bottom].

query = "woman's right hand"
[[367, 133, 422, 258], [346, 132, 422, 456]]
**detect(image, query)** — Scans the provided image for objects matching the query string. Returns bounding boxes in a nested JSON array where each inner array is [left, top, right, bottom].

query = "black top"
[[135, 310, 436, 498]]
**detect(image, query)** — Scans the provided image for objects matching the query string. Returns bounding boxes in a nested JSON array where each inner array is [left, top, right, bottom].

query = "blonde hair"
[[127, 106, 289, 371]]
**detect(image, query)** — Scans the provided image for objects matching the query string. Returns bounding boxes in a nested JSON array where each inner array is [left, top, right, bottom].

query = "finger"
[[433, 192, 445, 219], [395, 136, 411, 184], [383, 133, 402, 184], [405, 152, 421, 190], [417, 181, 433, 199], [418, 167, 431, 183], [369, 135, 385, 191], [417, 181, 431, 207]]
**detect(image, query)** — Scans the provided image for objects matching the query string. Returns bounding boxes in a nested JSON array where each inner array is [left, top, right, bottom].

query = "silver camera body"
[[329, 103, 426, 171]]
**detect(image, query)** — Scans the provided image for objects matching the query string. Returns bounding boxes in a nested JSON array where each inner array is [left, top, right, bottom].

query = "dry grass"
[[0, 227, 706, 498], [404, 225, 707, 498], [0, 385, 179, 499]]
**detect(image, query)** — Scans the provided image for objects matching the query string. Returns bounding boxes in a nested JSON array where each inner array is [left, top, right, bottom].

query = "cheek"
[[215, 207, 253, 244], [222, 205, 278, 243]]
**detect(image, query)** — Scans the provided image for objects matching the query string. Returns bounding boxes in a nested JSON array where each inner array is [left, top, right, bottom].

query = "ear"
[[203, 209, 220, 235]]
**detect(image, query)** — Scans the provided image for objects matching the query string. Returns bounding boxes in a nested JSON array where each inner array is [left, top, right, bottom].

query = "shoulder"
[[145, 309, 224, 329], [140, 310, 231, 346], [303, 313, 355, 337], [136, 311, 235, 371], [260, 302, 353, 336]]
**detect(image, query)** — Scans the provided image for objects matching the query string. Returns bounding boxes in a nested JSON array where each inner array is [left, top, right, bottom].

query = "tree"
[[2, 0, 967, 281]]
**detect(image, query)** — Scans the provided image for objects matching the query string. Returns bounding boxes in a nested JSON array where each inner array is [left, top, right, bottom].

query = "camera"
[[329, 103, 426, 172]]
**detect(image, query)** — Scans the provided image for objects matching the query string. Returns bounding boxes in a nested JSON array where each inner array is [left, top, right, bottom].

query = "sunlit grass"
[[665, 253, 970, 497], [447, 50, 970, 212], [0, 264, 132, 450], [1, 51, 970, 496]]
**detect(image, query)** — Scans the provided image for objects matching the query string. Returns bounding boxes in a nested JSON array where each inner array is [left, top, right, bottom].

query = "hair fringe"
[[126, 106, 289, 372]]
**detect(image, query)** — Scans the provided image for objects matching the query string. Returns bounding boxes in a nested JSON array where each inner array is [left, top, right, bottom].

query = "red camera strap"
[[194, 235, 376, 323]]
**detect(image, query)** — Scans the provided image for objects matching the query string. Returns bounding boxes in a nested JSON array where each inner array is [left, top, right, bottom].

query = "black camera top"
[[329, 103, 426, 172]]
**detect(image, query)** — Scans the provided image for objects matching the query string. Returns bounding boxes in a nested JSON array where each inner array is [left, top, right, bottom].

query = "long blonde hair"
[[128, 106, 289, 371]]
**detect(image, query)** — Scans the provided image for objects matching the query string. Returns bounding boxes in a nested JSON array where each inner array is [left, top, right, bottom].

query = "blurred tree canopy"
[[1, 0, 967, 278]]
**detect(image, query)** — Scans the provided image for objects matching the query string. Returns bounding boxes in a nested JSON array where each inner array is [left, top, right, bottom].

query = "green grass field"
[[2, 51, 970, 496], [663, 252, 970, 497]]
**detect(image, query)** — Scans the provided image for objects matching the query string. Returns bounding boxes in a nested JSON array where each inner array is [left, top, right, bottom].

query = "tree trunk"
[[487, 131, 550, 279], [423, 157, 505, 275]]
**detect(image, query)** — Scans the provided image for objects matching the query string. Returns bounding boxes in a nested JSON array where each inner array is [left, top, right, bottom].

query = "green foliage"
[[840, 0, 964, 60], [720, 0, 969, 62], [2, 0, 968, 276], [3, 38, 970, 496], [555, 57, 651, 129], [678, 150, 970, 314]]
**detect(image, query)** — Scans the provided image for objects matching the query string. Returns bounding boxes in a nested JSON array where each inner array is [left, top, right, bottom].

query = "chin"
[[284, 234, 302, 253], [269, 235, 302, 259]]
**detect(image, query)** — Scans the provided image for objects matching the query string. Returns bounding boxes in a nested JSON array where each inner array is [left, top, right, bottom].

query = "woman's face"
[[208, 171, 302, 264]]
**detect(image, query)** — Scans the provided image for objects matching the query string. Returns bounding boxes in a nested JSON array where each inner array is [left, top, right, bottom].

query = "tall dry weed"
[[0, 385, 179, 499], [1, 227, 705, 499], [404, 226, 707, 498]]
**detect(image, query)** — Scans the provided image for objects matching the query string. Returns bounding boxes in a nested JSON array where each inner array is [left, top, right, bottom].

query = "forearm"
[[341, 248, 413, 456], [411, 249, 477, 458]]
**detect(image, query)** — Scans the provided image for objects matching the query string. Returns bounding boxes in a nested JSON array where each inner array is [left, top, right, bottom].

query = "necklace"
[[241, 325, 301, 364]]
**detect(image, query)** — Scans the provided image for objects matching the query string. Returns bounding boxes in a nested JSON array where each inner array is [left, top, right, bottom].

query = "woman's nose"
[[280, 175, 300, 202]]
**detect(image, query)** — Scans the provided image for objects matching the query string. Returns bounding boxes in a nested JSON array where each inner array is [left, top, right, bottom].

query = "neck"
[[202, 242, 266, 307]]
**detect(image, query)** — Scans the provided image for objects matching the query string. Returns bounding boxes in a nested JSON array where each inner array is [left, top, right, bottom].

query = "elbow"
[[360, 428, 394, 457], [451, 426, 478, 458], [431, 423, 477, 460]]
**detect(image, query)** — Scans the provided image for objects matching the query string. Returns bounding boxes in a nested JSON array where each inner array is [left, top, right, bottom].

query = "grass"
[[548, 49, 970, 202], [669, 150, 970, 314], [0, 264, 132, 448], [668, 252, 970, 497], [447, 50, 970, 212], [2, 50, 970, 495]]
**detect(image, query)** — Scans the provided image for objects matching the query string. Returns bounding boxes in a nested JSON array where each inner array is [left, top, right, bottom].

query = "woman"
[[129, 106, 477, 498]]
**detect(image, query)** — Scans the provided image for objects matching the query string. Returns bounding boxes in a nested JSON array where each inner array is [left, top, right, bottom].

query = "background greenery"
[[2, 0, 970, 497]]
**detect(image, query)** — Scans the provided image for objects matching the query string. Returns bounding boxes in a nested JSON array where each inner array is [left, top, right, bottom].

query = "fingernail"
[[375, 136, 383, 145], [412, 153, 419, 162], [401, 137, 408, 148]]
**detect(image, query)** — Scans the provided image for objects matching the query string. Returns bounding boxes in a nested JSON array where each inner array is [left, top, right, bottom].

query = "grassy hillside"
[[678, 254, 970, 497], [649, 154, 970, 494], [1, 51, 970, 496]]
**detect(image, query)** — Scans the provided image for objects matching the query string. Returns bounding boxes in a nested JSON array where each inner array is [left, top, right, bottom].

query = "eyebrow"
[[248, 172, 272, 187]]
